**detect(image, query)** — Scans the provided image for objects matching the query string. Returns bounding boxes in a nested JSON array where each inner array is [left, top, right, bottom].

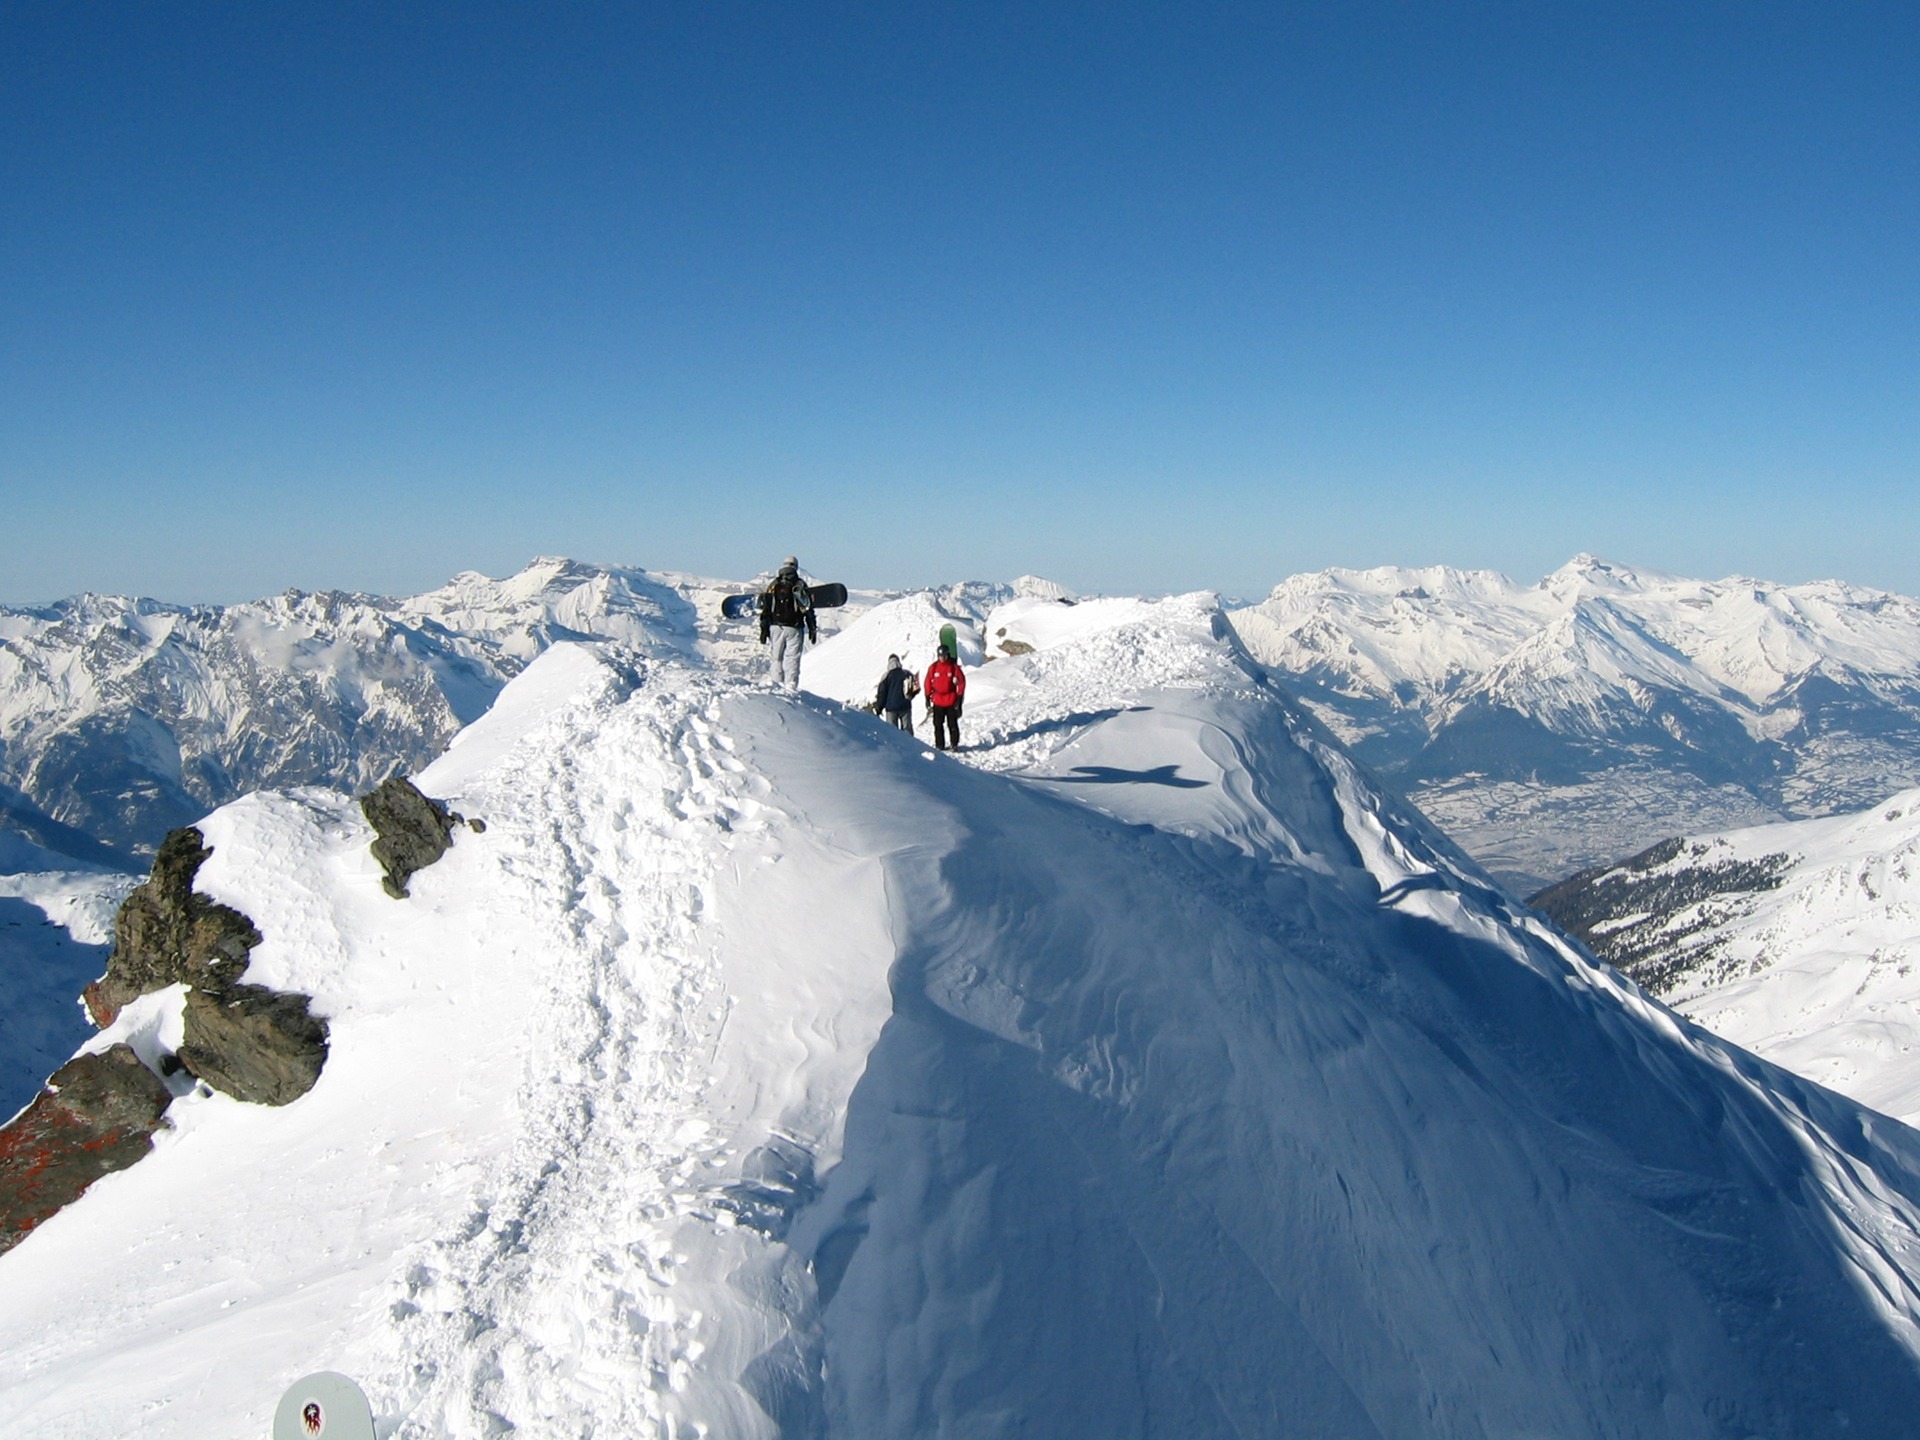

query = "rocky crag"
[[0, 773, 481, 1254], [0, 1047, 173, 1254], [0, 827, 328, 1252], [361, 775, 482, 900]]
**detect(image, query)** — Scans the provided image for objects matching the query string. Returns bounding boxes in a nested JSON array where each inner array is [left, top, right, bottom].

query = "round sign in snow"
[[272, 1372, 375, 1440]]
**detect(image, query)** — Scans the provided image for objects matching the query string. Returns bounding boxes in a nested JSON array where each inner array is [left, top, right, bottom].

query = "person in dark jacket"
[[923, 644, 966, 750], [757, 556, 817, 689], [874, 653, 918, 731]]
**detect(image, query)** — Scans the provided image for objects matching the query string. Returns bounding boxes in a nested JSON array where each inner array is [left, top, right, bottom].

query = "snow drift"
[[6, 599, 1920, 1436]]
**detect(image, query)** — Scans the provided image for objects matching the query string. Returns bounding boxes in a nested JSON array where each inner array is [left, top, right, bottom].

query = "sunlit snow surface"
[[1576, 792, 1920, 1125], [8, 599, 1920, 1435]]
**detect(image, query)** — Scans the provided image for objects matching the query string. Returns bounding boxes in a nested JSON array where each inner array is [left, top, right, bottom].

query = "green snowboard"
[[939, 623, 958, 659]]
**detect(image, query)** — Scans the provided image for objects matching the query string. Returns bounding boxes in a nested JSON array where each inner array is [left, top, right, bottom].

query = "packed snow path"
[[7, 599, 1920, 1436]]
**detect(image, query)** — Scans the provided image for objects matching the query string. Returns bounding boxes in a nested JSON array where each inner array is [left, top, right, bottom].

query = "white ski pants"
[[768, 625, 806, 688]]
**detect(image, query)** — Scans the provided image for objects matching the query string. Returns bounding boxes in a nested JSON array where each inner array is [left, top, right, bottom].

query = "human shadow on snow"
[[1047, 764, 1208, 789]]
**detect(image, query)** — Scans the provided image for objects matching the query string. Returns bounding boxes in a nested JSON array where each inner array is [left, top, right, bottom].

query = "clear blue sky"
[[4, 2, 1916, 604]]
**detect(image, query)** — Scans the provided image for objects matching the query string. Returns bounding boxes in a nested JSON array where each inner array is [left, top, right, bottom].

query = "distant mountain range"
[[0, 560, 714, 864], [1228, 554, 1920, 888], [7, 554, 1920, 891]]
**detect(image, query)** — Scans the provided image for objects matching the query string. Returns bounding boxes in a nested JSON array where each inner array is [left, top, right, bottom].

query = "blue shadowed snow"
[[0, 897, 112, 1120]]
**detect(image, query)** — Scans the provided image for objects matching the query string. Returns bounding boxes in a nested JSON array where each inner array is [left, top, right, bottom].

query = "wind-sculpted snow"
[[8, 612, 1920, 1435], [1230, 555, 1920, 889]]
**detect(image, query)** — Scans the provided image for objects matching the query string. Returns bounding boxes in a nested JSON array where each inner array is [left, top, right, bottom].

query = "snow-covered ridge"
[[10, 600, 1920, 1434], [1229, 554, 1920, 887], [0, 560, 1015, 870], [10, 550, 1920, 895], [1533, 786, 1920, 1124]]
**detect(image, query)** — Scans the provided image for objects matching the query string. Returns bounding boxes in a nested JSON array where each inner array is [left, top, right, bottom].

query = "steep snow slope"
[[1230, 555, 1920, 888], [1532, 790, 1920, 1124], [8, 606, 1920, 1435]]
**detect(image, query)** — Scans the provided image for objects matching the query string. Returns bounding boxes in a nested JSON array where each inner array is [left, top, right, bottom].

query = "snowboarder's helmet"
[[887, 653, 900, 667], [782, 555, 798, 569], [939, 644, 953, 660]]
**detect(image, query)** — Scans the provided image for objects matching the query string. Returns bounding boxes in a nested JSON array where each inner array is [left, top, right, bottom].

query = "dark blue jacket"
[[875, 664, 915, 714]]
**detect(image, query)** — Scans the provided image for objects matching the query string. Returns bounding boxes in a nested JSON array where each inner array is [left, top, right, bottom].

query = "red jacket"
[[924, 657, 966, 708]]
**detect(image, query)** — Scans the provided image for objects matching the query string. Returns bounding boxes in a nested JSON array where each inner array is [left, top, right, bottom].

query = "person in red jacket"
[[924, 644, 966, 751]]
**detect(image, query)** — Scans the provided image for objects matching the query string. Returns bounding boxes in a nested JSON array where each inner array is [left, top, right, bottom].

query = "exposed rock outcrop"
[[178, 984, 330, 1107], [0, 822, 334, 1256], [84, 826, 263, 1027], [80, 824, 328, 1107], [361, 775, 475, 898], [0, 1045, 173, 1255]]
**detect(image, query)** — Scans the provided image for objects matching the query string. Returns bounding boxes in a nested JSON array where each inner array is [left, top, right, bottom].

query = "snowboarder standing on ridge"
[[758, 556, 817, 689], [874, 653, 918, 731], [924, 643, 965, 750]]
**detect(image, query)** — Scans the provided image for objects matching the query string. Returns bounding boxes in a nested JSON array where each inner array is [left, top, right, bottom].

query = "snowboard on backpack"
[[939, 623, 958, 658], [721, 582, 848, 622]]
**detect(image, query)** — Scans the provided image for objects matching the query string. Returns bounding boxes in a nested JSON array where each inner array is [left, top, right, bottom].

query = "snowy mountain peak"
[[1229, 557, 1920, 887], [1012, 574, 1075, 601], [1541, 551, 1671, 596], [0, 560, 726, 864]]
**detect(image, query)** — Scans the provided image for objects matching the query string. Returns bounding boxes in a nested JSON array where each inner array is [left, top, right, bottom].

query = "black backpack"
[[763, 575, 812, 627]]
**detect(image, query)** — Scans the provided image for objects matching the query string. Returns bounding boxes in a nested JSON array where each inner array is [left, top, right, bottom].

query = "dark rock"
[[82, 825, 328, 1106], [178, 984, 329, 1107], [0, 822, 333, 1252], [84, 826, 263, 1027], [0, 1045, 172, 1255], [360, 776, 459, 899]]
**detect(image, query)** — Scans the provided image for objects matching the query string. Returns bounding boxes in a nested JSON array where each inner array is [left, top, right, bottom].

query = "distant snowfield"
[[1544, 791, 1920, 1125], [10, 595, 1920, 1435]]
